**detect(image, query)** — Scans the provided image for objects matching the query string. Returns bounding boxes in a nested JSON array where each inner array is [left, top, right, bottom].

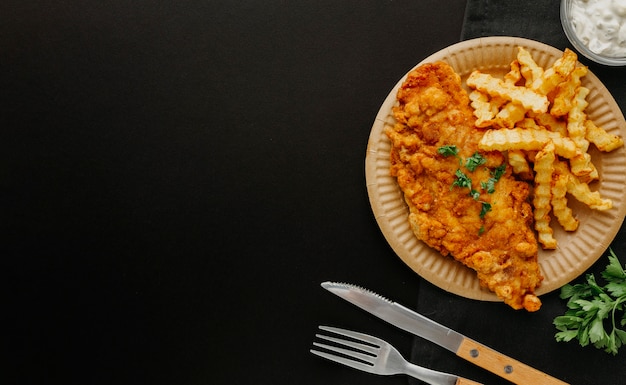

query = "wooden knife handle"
[[456, 338, 569, 385], [455, 377, 483, 385]]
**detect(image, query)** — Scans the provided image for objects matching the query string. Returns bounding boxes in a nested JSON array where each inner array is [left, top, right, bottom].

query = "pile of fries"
[[466, 47, 624, 249]]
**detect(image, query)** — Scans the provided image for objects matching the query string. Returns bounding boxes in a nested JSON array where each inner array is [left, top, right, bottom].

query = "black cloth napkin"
[[409, 1, 626, 384], [461, 0, 567, 48]]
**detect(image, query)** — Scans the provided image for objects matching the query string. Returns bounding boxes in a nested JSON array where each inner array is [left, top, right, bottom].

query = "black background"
[[3, 1, 467, 384]]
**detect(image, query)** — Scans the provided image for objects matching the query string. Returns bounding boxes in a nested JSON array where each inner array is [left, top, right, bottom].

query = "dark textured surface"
[[2, 1, 467, 384], [6, 1, 626, 384]]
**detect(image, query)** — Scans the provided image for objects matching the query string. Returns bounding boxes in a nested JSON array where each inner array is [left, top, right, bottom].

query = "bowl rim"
[[560, 0, 626, 66]]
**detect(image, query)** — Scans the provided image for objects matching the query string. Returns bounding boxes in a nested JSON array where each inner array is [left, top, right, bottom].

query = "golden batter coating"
[[386, 61, 543, 311]]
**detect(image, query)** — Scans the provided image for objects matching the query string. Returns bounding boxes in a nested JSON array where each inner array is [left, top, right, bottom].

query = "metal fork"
[[311, 326, 483, 385]]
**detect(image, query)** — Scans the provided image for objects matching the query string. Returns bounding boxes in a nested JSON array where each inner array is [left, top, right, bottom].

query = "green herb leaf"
[[438, 145, 463, 166], [554, 248, 626, 355], [481, 178, 497, 194], [606, 282, 626, 298], [478, 164, 505, 194], [555, 329, 579, 342], [616, 328, 626, 344], [437, 145, 459, 157], [479, 202, 492, 218], [465, 152, 486, 172], [491, 163, 506, 180], [603, 249, 626, 281], [589, 317, 607, 344], [560, 283, 591, 300], [452, 169, 472, 190]]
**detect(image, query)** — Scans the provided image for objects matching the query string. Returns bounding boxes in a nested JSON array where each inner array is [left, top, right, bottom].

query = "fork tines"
[[310, 326, 381, 372]]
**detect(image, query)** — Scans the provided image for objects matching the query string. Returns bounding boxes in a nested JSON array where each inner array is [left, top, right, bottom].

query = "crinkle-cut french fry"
[[554, 160, 613, 210], [533, 142, 557, 249], [570, 152, 598, 183], [504, 59, 522, 85], [507, 150, 533, 180], [531, 48, 578, 96], [516, 117, 542, 130], [479, 128, 578, 158], [525, 150, 538, 163], [530, 112, 568, 137], [467, 71, 549, 114], [494, 102, 526, 128], [585, 119, 625, 152], [469, 90, 498, 128], [551, 173, 579, 231], [565, 86, 597, 181], [566, 86, 590, 148], [551, 66, 588, 116], [517, 46, 543, 87], [466, 46, 620, 250]]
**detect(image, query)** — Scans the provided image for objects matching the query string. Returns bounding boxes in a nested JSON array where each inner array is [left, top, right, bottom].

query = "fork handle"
[[404, 361, 483, 385], [456, 378, 483, 385]]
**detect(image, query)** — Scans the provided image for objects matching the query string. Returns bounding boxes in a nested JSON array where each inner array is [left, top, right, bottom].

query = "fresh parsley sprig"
[[554, 249, 626, 355]]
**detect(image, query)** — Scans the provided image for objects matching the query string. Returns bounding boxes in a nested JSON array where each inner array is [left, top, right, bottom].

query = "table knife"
[[321, 281, 569, 385]]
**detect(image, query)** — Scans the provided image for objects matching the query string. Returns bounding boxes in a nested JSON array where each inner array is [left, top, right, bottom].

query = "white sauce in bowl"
[[570, 0, 626, 57]]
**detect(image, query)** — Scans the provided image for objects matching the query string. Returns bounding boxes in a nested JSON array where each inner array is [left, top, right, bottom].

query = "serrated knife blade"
[[322, 281, 569, 385]]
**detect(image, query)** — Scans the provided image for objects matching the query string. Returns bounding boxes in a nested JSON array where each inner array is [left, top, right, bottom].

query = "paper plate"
[[365, 36, 626, 301]]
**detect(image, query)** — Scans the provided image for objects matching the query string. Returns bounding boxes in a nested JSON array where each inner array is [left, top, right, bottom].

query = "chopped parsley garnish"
[[437, 145, 459, 157], [491, 163, 506, 180], [465, 152, 487, 172], [437, 145, 508, 232], [452, 169, 472, 190], [481, 163, 506, 193], [438, 145, 462, 166], [479, 202, 492, 219], [481, 179, 496, 194]]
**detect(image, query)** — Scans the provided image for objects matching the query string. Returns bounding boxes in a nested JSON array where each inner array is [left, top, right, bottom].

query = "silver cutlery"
[[321, 281, 569, 385], [311, 325, 483, 385]]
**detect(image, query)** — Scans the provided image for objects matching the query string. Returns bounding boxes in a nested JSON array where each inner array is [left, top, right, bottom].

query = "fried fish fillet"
[[385, 61, 543, 311]]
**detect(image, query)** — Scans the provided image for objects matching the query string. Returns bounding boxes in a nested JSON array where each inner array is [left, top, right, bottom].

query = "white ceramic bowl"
[[560, 0, 626, 66]]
